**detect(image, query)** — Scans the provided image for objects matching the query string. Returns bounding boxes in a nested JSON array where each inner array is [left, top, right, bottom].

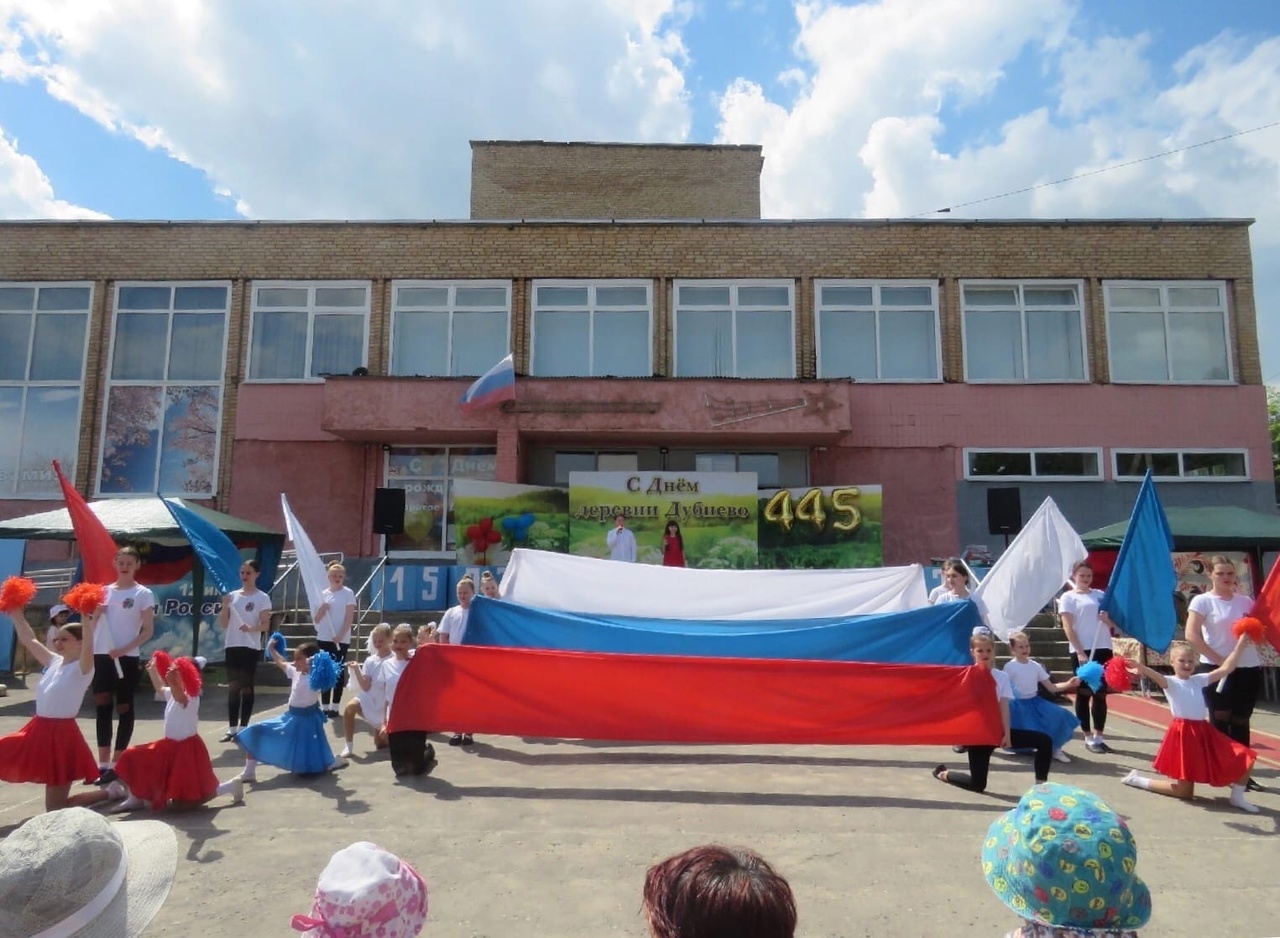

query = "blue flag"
[[1099, 471, 1177, 652], [164, 498, 244, 595]]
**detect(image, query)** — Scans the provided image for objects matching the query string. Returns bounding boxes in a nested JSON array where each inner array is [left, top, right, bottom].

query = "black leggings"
[[941, 729, 1054, 792], [317, 640, 350, 706], [1202, 664, 1262, 747], [224, 646, 260, 728], [92, 654, 141, 753], [1075, 648, 1112, 734]]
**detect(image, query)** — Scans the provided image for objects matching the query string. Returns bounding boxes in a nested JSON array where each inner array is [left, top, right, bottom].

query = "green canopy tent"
[[1080, 505, 1280, 552]]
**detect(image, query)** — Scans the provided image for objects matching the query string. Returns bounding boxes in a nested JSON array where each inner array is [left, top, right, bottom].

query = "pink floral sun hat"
[[291, 842, 428, 937]]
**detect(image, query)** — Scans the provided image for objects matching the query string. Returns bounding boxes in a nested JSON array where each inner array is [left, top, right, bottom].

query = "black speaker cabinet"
[[372, 487, 407, 535], [986, 487, 1023, 536]]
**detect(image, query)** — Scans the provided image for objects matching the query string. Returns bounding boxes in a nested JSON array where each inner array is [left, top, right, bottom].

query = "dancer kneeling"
[[1003, 630, 1082, 764], [235, 639, 345, 781], [340, 623, 395, 759], [933, 628, 1055, 792], [111, 652, 244, 811], [1122, 636, 1259, 813]]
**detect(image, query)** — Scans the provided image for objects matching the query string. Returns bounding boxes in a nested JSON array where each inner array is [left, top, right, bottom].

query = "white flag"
[[973, 497, 1087, 640], [281, 493, 328, 622]]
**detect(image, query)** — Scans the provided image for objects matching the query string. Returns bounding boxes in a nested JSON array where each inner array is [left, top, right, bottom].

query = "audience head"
[[642, 844, 796, 938], [291, 841, 427, 937], [983, 783, 1150, 934]]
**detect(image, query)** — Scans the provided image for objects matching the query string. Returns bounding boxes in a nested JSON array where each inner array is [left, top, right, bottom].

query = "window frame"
[[672, 278, 797, 379], [963, 447, 1104, 482], [814, 279, 942, 382], [529, 279, 653, 378], [245, 279, 371, 383], [960, 279, 1089, 384], [389, 279, 512, 377], [96, 281, 232, 498], [382, 445, 499, 559], [0, 281, 93, 498], [1111, 448, 1249, 482], [1103, 280, 1234, 385]]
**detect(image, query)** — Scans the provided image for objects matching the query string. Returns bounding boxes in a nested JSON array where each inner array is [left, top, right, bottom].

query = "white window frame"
[[960, 279, 1089, 383], [1103, 280, 1234, 385], [389, 280, 511, 377], [1112, 448, 1249, 482], [814, 279, 942, 382], [0, 281, 93, 499], [97, 281, 232, 498], [529, 279, 653, 377], [246, 280, 371, 383], [963, 447, 1104, 481], [673, 279, 797, 379]]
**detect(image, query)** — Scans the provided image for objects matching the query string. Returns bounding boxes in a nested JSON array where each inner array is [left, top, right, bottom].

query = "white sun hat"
[[0, 807, 177, 937]]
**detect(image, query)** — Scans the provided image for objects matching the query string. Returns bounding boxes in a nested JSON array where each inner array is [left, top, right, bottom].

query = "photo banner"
[[758, 484, 882, 569], [569, 471, 758, 568], [452, 480, 569, 566]]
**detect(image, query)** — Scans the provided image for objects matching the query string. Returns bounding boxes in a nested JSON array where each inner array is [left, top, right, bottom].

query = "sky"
[[2, 0, 1280, 376]]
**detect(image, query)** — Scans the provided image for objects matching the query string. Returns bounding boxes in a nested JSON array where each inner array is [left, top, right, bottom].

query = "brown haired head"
[[643, 844, 796, 938], [1071, 560, 1092, 576]]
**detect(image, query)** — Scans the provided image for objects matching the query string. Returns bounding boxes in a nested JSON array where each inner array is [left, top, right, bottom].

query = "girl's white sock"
[[1122, 769, 1151, 790], [1229, 785, 1260, 813]]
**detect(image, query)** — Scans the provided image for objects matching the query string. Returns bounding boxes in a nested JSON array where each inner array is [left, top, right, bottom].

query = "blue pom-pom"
[[1076, 660, 1105, 692], [309, 649, 339, 692], [268, 632, 288, 657]]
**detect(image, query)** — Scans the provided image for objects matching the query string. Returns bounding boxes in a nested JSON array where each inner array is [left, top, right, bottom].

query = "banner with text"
[[569, 471, 758, 568], [757, 484, 883, 569], [453, 480, 569, 566]]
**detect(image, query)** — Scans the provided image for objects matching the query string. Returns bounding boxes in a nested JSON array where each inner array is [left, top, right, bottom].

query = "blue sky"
[[2, 0, 1280, 373]]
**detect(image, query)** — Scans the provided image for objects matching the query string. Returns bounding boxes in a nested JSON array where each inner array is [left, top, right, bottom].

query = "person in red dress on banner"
[[661, 521, 686, 568]]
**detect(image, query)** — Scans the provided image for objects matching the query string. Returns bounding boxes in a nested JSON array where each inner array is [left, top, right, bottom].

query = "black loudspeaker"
[[372, 487, 406, 535], [987, 487, 1023, 536]]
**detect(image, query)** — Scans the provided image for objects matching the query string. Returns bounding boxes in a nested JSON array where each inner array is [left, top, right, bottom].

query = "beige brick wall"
[[470, 141, 764, 220]]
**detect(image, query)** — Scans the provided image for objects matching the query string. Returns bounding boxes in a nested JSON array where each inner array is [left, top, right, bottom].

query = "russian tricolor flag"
[[459, 353, 516, 414]]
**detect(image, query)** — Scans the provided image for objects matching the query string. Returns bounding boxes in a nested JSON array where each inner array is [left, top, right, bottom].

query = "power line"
[[911, 119, 1280, 218]]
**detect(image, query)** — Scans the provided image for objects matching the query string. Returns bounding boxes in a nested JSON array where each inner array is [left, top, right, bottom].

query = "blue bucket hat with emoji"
[[982, 783, 1151, 931]]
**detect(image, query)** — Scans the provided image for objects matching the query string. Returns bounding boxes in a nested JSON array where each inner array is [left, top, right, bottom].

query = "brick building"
[[0, 141, 1273, 566]]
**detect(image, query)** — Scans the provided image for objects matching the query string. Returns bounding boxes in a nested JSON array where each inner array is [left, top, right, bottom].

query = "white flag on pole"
[[972, 497, 1087, 640], [281, 493, 327, 622]]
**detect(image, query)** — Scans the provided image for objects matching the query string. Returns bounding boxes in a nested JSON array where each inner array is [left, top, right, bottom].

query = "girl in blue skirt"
[[1002, 631, 1082, 764], [234, 641, 344, 781]]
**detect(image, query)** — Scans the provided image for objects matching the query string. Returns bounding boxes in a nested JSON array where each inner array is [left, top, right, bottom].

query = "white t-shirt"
[[381, 655, 413, 721], [930, 589, 990, 627], [1164, 673, 1211, 721], [1057, 589, 1111, 653], [354, 652, 393, 723], [1002, 658, 1050, 700], [161, 687, 200, 741], [1188, 592, 1261, 668], [989, 667, 1014, 703], [224, 589, 272, 651], [285, 663, 320, 708], [94, 584, 156, 657], [36, 656, 93, 718], [438, 603, 471, 645], [316, 586, 356, 643]]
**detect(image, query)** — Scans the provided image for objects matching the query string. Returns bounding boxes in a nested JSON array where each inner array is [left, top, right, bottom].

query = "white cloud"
[[0, 123, 108, 219]]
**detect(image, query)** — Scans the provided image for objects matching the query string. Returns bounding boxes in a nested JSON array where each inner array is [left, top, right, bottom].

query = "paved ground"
[[1, 673, 1277, 937]]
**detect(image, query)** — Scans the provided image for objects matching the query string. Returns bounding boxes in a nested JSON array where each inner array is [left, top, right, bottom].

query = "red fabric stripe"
[[389, 645, 1003, 746], [53, 460, 118, 585]]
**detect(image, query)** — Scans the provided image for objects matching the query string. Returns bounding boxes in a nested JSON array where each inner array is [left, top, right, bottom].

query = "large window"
[[98, 283, 230, 496], [816, 280, 940, 380], [1113, 450, 1247, 481], [530, 281, 651, 377], [248, 281, 369, 380], [962, 281, 1087, 382], [965, 449, 1102, 481], [1105, 282, 1231, 383], [383, 447, 497, 555], [0, 283, 91, 497], [674, 281, 795, 378], [391, 281, 510, 376]]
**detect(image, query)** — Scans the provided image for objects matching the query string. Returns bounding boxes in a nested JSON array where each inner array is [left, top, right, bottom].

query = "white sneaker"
[[1052, 749, 1072, 764], [340, 745, 353, 759], [328, 757, 347, 772], [105, 779, 128, 801]]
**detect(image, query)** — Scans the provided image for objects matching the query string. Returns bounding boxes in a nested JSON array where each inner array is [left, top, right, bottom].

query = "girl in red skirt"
[[111, 653, 245, 811], [0, 603, 110, 811], [1122, 634, 1258, 813]]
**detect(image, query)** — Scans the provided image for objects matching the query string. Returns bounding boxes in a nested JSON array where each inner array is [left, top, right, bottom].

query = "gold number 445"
[[764, 487, 861, 533]]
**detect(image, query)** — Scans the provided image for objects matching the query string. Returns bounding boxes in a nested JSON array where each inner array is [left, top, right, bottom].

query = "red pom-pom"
[[151, 650, 173, 678], [1232, 616, 1265, 643], [63, 582, 107, 616], [0, 576, 38, 613], [172, 657, 202, 697], [1104, 656, 1133, 692]]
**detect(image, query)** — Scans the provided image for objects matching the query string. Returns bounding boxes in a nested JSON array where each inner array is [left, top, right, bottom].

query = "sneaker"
[[1121, 769, 1141, 788], [327, 757, 347, 772], [340, 745, 353, 759], [227, 778, 245, 803], [449, 733, 463, 747], [93, 768, 118, 787], [1052, 749, 1072, 764], [109, 795, 145, 814], [220, 730, 239, 743], [236, 770, 256, 784], [1086, 738, 1106, 754], [461, 734, 474, 747], [1245, 777, 1265, 793], [951, 745, 967, 754], [105, 779, 128, 801], [327, 709, 342, 721]]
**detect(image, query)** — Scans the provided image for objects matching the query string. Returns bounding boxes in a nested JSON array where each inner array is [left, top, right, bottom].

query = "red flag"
[[1247, 555, 1280, 653], [53, 460, 118, 585]]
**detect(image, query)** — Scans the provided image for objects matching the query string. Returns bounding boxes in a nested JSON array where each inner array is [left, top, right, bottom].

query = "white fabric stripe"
[[31, 851, 127, 938], [281, 494, 328, 623]]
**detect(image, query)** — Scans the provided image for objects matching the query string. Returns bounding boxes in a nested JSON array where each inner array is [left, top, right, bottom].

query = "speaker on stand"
[[373, 487, 406, 536], [986, 487, 1022, 549]]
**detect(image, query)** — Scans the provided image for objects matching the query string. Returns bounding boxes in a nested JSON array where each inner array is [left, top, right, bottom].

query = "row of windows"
[[965, 448, 1249, 481]]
